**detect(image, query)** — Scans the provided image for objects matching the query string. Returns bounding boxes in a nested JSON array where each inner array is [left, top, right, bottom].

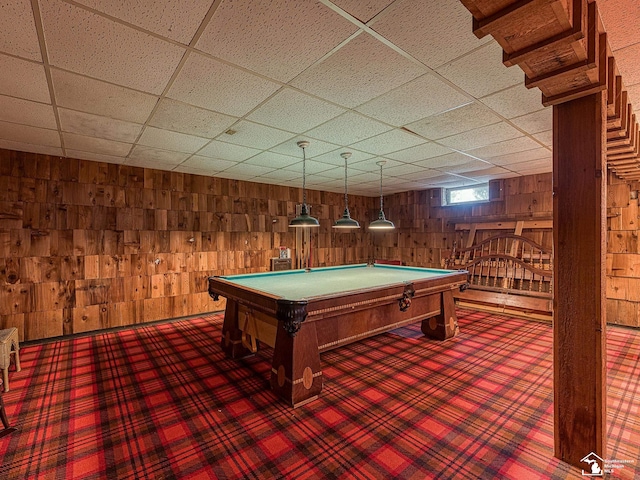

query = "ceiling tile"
[[40, 0, 185, 94], [213, 170, 256, 181], [63, 132, 131, 156], [179, 155, 239, 172], [149, 98, 237, 138], [406, 102, 501, 140], [608, 43, 640, 87], [439, 122, 523, 151], [349, 129, 426, 155], [127, 144, 190, 167], [126, 157, 184, 170], [59, 109, 143, 143], [371, 0, 490, 69], [172, 165, 216, 176], [306, 112, 391, 146], [0, 0, 41, 61], [307, 168, 340, 180], [220, 163, 275, 178], [74, 0, 215, 44], [533, 130, 553, 147], [0, 95, 57, 129], [2, 0, 632, 196], [0, 54, 50, 103], [480, 84, 545, 119], [168, 52, 281, 116], [412, 152, 476, 169], [356, 73, 472, 126], [509, 157, 552, 173], [0, 120, 59, 147], [0, 139, 62, 157], [271, 138, 340, 159], [282, 159, 335, 176], [597, 0, 640, 52], [50, 69, 158, 123], [627, 83, 640, 109], [510, 165, 552, 176], [248, 88, 345, 133], [510, 108, 552, 135], [66, 149, 126, 165], [331, 0, 395, 23], [408, 173, 472, 187], [244, 151, 299, 169], [197, 140, 261, 161], [439, 158, 492, 174], [196, 0, 357, 83], [349, 170, 386, 183], [392, 168, 441, 180], [386, 142, 454, 163], [349, 157, 404, 172], [312, 148, 374, 167], [137, 126, 209, 154], [253, 169, 300, 183], [436, 42, 523, 98], [384, 163, 431, 177], [291, 33, 426, 108], [216, 121, 294, 150], [309, 165, 355, 179], [488, 147, 551, 166], [465, 136, 543, 160], [464, 166, 513, 179]]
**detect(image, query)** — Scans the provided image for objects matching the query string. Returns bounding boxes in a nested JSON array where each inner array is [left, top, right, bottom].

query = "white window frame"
[[444, 183, 490, 206]]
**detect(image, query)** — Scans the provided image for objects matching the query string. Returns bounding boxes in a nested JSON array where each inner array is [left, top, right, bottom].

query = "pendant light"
[[289, 140, 320, 228], [333, 152, 360, 229], [368, 160, 395, 230]]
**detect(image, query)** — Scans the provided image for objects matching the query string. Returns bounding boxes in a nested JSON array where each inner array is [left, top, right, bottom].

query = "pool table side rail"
[[207, 269, 468, 305], [303, 271, 468, 317], [208, 276, 297, 314]]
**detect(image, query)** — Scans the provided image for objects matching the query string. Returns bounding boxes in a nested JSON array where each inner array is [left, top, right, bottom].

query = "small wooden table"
[[0, 328, 21, 392]]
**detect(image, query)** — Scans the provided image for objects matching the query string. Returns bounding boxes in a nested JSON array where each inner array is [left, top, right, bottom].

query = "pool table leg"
[[421, 289, 459, 341], [270, 322, 323, 407], [220, 299, 255, 359]]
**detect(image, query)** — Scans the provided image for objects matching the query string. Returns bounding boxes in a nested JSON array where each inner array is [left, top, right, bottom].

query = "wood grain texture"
[[553, 91, 607, 469], [0, 149, 374, 341]]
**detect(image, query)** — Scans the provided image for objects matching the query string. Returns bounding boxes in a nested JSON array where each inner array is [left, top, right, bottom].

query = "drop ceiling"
[[0, 0, 637, 196]]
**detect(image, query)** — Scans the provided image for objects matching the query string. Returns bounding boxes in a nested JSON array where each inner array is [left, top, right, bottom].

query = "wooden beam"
[[607, 89, 628, 132], [502, 0, 585, 67], [542, 28, 607, 106], [455, 219, 553, 230], [472, 0, 557, 39], [553, 91, 607, 469]]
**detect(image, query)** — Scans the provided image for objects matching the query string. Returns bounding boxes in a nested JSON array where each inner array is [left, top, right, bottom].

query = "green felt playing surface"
[[216, 264, 458, 300]]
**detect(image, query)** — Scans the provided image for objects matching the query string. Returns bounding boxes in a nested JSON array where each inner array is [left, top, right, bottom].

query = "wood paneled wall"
[[0, 149, 375, 341], [3, 146, 638, 339], [372, 171, 638, 328], [372, 173, 554, 267], [607, 174, 640, 327]]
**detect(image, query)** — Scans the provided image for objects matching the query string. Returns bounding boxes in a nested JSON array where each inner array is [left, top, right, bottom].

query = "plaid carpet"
[[1, 310, 638, 479]]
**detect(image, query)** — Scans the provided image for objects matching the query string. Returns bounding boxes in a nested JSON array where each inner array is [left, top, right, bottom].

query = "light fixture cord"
[[344, 158, 349, 211], [302, 145, 307, 206], [379, 163, 384, 212]]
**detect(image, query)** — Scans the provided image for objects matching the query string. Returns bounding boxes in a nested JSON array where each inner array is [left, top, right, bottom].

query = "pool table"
[[208, 263, 468, 407]]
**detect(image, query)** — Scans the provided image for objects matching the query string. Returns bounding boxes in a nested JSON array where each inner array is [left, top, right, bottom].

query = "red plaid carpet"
[[1, 310, 639, 479]]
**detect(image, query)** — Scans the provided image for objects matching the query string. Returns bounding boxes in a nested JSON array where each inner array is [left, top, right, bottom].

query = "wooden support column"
[[553, 91, 607, 469]]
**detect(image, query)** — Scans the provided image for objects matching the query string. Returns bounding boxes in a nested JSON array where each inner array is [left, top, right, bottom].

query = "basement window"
[[445, 183, 490, 205]]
